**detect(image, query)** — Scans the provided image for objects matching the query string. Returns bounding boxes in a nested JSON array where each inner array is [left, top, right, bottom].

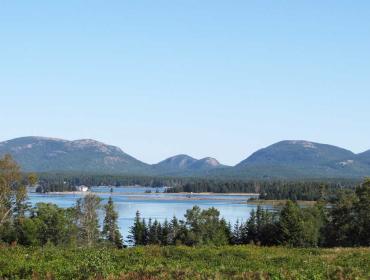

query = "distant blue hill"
[[0, 137, 149, 174], [0, 137, 369, 179], [232, 140, 370, 179], [152, 155, 226, 176]]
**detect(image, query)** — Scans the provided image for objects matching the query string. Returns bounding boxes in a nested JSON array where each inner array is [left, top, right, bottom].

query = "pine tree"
[[278, 201, 305, 247], [231, 220, 243, 245], [148, 219, 160, 245], [245, 209, 257, 244], [129, 211, 146, 246], [142, 218, 148, 245], [161, 219, 170, 245], [322, 190, 357, 247], [102, 197, 123, 248], [353, 179, 370, 246]]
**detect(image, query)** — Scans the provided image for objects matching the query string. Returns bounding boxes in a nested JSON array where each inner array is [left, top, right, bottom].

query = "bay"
[[28, 186, 270, 242]]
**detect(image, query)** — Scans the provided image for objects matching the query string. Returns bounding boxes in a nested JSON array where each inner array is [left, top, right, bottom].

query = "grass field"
[[0, 245, 369, 280]]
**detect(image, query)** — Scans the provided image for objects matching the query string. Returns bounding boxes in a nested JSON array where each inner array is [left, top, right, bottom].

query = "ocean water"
[[28, 187, 270, 242]]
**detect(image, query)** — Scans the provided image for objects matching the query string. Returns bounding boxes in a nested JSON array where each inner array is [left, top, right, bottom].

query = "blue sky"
[[1, 1, 369, 165]]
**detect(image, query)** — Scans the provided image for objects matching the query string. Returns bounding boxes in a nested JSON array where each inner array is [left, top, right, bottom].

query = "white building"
[[76, 185, 89, 192]]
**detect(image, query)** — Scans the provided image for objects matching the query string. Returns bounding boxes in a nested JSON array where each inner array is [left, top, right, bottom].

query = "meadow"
[[0, 245, 369, 280]]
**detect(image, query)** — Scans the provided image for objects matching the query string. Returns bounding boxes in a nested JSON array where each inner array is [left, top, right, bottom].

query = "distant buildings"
[[76, 185, 89, 192]]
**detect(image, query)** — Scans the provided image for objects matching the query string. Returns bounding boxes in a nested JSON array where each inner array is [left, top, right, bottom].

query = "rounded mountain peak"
[[198, 157, 221, 167], [238, 140, 355, 167]]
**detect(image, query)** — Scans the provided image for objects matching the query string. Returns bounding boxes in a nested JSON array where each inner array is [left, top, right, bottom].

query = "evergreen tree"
[[102, 197, 123, 248], [148, 219, 160, 245], [323, 190, 357, 247], [352, 179, 370, 246], [231, 220, 243, 245], [142, 218, 148, 245], [129, 211, 146, 246], [245, 209, 257, 244], [278, 201, 305, 247], [161, 219, 170, 246], [300, 204, 325, 247]]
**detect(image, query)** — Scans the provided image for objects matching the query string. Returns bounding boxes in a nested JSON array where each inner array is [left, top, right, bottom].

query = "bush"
[[0, 245, 368, 280]]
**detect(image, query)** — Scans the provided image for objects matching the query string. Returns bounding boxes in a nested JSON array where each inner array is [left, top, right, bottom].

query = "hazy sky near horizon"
[[1, 1, 369, 165]]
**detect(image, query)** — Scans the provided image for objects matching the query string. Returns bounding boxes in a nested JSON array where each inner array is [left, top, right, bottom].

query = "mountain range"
[[0, 137, 369, 179]]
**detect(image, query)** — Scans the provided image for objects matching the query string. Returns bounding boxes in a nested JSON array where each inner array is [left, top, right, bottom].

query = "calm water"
[[28, 187, 268, 241]]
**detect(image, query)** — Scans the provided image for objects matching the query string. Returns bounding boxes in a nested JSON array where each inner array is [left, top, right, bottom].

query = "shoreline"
[[246, 199, 317, 206], [173, 192, 259, 196], [29, 191, 317, 206], [33, 191, 259, 196], [30, 191, 259, 202], [30, 192, 318, 205]]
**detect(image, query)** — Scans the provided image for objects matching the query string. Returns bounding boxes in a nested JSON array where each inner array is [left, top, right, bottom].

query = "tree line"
[[130, 181, 370, 247], [35, 173, 187, 192], [166, 179, 358, 202], [35, 172, 359, 202]]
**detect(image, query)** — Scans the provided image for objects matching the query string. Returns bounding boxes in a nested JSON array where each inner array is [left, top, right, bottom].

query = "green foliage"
[[27, 173, 38, 186], [33, 203, 77, 246], [102, 197, 123, 248], [0, 245, 368, 279], [237, 206, 279, 246], [354, 178, 370, 245], [130, 182, 370, 248], [278, 201, 308, 247], [128, 211, 147, 245], [129, 206, 230, 247], [168, 179, 357, 201], [184, 206, 229, 246], [0, 155, 39, 243], [323, 179, 370, 247], [0, 154, 23, 228]]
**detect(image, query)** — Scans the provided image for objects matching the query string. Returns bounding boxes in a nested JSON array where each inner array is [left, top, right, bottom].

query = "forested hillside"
[[1, 137, 370, 179]]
